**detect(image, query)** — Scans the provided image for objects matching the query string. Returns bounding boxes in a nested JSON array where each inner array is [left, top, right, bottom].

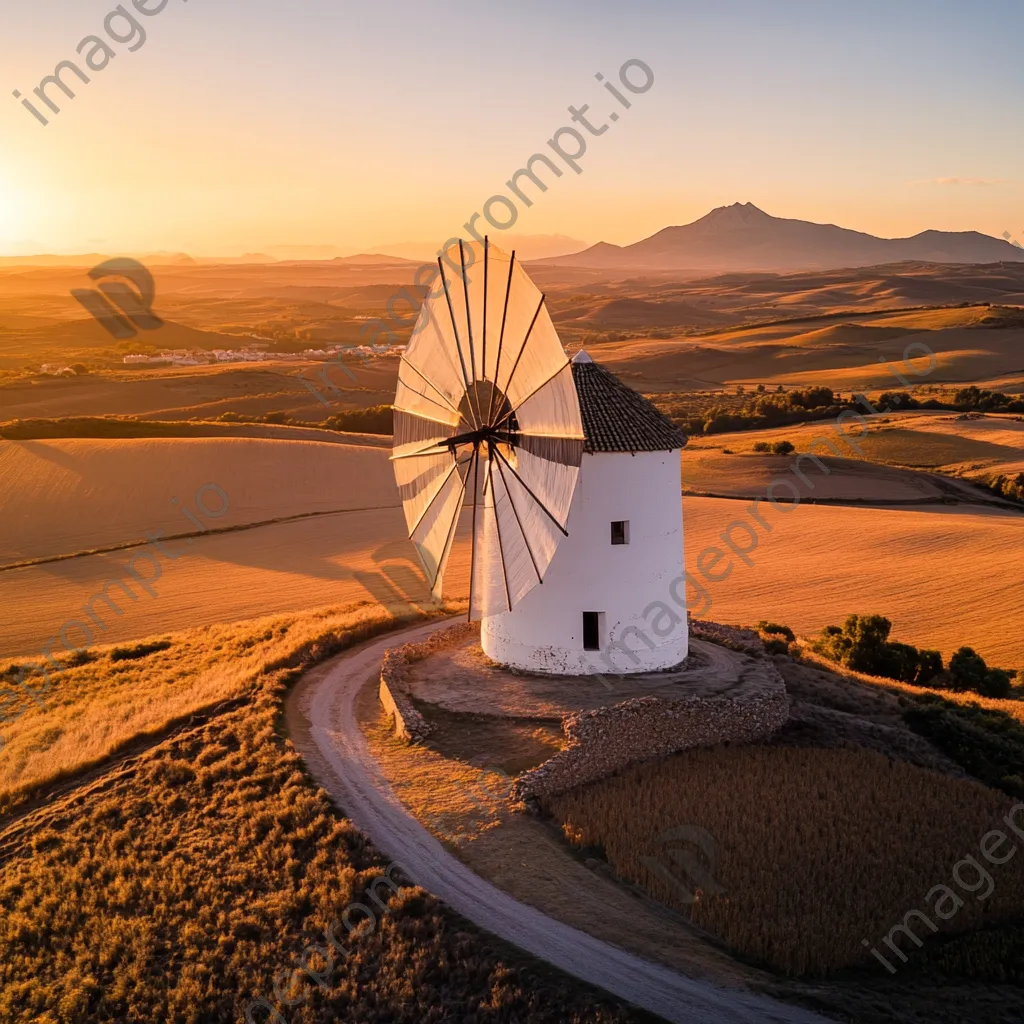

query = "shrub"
[[813, 614, 894, 675], [770, 440, 795, 456], [949, 646, 991, 692], [109, 640, 173, 662], [915, 649, 944, 686], [946, 647, 1011, 696], [982, 668, 1014, 699], [877, 391, 917, 410], [752, 441, 770, 453], [903, 694, 1024, 796], [321, 404, 393, 435], [757, 621, 795, 642], [882, 641, 921, 684]]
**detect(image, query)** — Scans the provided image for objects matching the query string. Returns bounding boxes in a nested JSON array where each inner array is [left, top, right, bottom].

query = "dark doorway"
[[583, 611, 602, 650]]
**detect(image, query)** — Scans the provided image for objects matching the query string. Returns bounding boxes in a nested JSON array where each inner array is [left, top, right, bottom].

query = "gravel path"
[[287, 619, 831, 1024]]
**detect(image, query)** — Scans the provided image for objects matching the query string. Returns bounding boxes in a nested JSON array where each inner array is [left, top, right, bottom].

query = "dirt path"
[[286, 619, 831, 1024]]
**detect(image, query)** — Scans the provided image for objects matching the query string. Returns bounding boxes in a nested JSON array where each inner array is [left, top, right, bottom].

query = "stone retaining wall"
[[379, 622, 477, 742], [512, 682, 790, 801], [379, 619, 791, 794], [689, 619, 765, 655]]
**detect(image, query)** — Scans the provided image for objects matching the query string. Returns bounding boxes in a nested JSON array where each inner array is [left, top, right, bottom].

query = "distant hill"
[[538, 203, 1024, 273]]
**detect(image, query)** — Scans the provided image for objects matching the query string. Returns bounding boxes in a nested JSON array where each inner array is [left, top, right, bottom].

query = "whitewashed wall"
[[481, 448, 687, 674]]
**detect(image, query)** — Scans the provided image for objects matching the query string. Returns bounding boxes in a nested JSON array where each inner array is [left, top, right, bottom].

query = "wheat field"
[[0, 435, 397, 565], [683, 497, 1024, 667], [548, 745, 1024, 976]]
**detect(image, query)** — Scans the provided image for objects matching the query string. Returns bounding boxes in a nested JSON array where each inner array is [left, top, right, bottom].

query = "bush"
[[903, 694, 1024, 797], [982, 668, 1014, 699], [757, 621, 795, 642], [753, 441, 770, 453], [321, 404, 393, 435], [109, 640, 173, 662], [883, 641, 921, 684], [950, 647, 990, 692], [812, 614, 933, 684], [771, 440, 795, 456], [946, 647, 1011, 696], [915, 649, 944, 686], [877, 391, 918, 410]]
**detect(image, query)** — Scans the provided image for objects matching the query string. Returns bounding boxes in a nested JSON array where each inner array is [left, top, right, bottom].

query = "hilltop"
[[539, 203, 1024, 273]]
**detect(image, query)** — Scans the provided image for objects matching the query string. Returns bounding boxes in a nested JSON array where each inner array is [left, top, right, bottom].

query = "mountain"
[[539, 203, 1024, 273]]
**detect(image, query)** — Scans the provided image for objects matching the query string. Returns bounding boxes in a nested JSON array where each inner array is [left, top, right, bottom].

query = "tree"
[[877, 391, 916, 410], [881, 641, 921, 683], [915, 650, 944, 686], [949, 647, 988, 692], [980, 668, 1013, 699]]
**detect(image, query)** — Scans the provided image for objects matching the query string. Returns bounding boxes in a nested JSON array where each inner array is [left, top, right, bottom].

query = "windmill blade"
[[402, 294, 472, 422], [407, 450, 472, 594], [395, 238, 584, 619], [490, 447, 564, 599]]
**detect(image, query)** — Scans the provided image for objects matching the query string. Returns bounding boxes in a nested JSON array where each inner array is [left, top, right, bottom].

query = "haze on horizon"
[[1, 0, 1022, 257]]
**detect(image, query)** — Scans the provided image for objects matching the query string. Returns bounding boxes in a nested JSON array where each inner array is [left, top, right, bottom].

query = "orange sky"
[[2, 0, 1022, 256]]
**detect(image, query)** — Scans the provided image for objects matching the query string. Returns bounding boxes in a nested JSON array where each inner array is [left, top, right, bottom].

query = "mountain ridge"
[[536, 203, 1024, 272]]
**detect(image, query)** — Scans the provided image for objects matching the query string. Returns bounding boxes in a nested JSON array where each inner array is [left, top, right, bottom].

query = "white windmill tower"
[[392, 238, 688, 677]]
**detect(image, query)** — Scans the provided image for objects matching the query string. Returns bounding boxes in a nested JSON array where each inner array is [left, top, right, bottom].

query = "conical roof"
[[570, 350, 688, 453]]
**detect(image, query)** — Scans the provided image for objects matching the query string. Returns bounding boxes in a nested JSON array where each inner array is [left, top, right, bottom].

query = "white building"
[[480, 351, 688, 676]]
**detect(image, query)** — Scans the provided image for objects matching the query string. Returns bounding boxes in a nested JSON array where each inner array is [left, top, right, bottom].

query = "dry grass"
[[797, 648, 1024, 725], [0, 603, 635, 1024], [548, 745, 1024, 976], [0, 602, 442, 812]]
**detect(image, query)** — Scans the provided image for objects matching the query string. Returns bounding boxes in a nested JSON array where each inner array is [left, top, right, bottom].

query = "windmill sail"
[[392, 238, 584, 619]]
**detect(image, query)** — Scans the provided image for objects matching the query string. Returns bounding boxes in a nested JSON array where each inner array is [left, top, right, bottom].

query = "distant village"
[[120, 343, 403, 367], [36, 343, 403, 375]]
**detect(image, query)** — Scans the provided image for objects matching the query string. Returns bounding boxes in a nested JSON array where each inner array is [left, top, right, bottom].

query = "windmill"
[[391, 238, 584, 620]]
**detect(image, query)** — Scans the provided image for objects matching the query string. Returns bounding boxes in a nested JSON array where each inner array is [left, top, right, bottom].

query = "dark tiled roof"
[[571, 355, 688, 453]]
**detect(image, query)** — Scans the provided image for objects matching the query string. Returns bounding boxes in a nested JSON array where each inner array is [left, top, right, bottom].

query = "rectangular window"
[[583, 611, 602, 651], [611, 520, 629, 545]]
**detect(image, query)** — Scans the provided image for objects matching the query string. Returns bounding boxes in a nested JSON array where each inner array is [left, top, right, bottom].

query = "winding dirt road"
[[287, 619, 830, 1024]]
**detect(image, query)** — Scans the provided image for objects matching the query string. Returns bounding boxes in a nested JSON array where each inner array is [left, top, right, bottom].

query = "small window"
[[611, 520, 629, 545], [582, 611, 602, 651]]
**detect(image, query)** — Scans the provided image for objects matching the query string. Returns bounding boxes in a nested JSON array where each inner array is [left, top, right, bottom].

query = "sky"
[[2, 0, 1023, 256]]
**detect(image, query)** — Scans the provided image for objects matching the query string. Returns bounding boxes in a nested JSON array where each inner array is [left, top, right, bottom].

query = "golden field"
[[689, 411, 1024, 476], [683, 497, 1023, 667], [0, 435, 396, 565], [0, 426, 1018, 670], [548, 745, 1024, 976]]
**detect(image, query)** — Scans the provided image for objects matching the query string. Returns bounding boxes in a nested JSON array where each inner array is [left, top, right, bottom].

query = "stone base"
[[378, 620, 790, 796]]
